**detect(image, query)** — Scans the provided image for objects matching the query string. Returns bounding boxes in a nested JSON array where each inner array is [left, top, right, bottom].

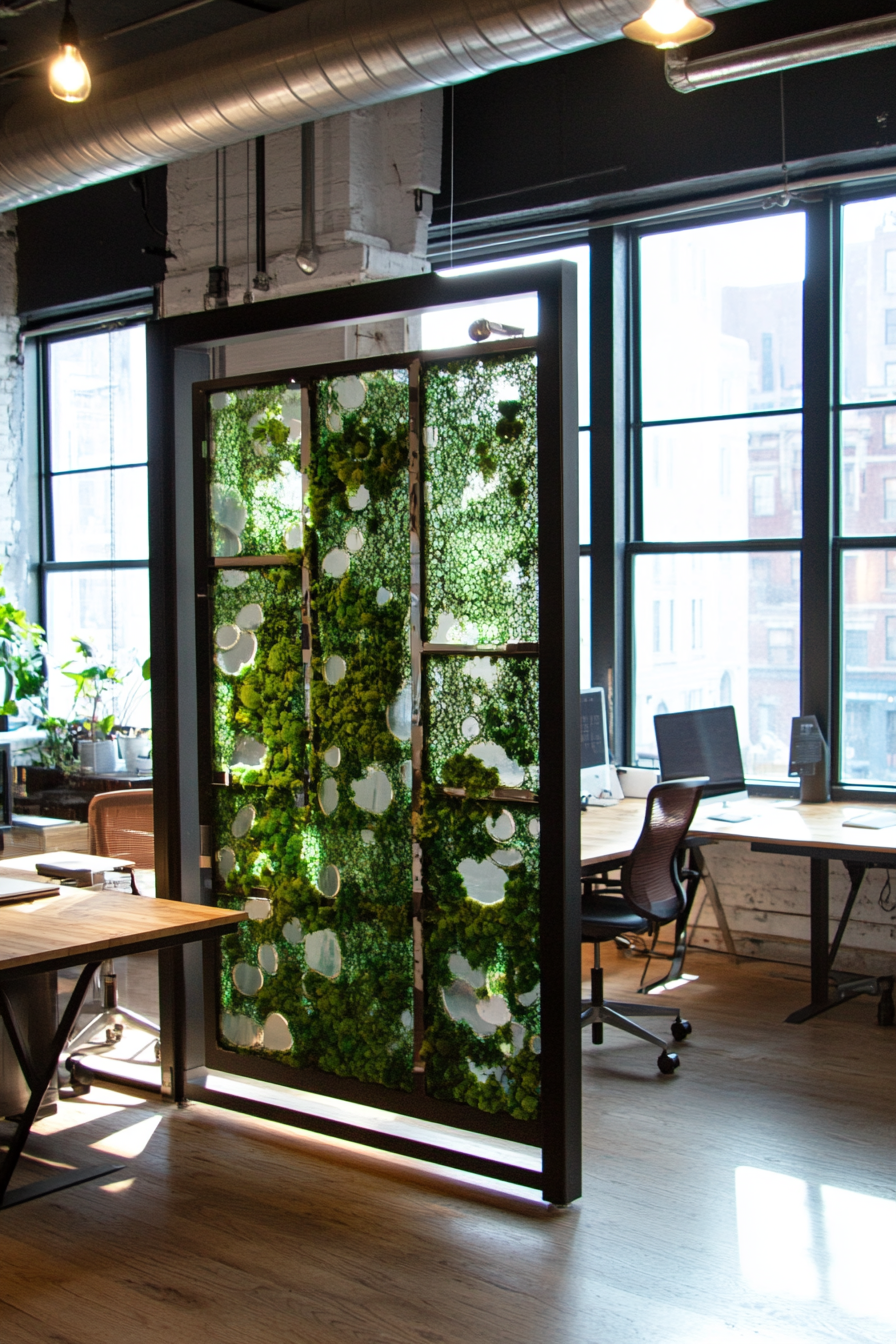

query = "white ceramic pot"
[[77, 740, 96, 772], [92, 740, 118, 774], [120, 737, 145, 772]]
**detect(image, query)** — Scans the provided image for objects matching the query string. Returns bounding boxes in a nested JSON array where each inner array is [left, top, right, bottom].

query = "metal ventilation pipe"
[[0, 0, 752, 212], [666, 12, 896, 92]]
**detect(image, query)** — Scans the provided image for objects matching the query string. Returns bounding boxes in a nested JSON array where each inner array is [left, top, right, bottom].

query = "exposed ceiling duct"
[[666, 11, 896, 92], [0, 0, 754, 213]]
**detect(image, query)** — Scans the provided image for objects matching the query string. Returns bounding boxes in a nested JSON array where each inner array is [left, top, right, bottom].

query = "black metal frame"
[[33, 322, 151, 663], [615, 182, 896, 802], [146, 263, 582, 1205]]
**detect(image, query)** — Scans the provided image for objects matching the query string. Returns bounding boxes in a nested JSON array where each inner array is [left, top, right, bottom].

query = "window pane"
[[841, 550, 896, 784], [579, 555, 591, 690], [579, 429, 590, 545], [642, 414, 802, 541], [640, 214, 805, 423], [48, 325, 147, 472], [839, 406, 896, 535], [841, 196, 896, 404], [633, 551, 800, 780], [45, 568, 151, 727], [51, 465, 148, 562], [426, 244, 591, 427]]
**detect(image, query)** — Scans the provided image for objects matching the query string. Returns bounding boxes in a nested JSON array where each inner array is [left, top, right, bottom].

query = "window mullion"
[[800, 198, 835, 747]]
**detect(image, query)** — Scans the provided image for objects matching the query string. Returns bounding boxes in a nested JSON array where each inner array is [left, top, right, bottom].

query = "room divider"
[[148, 264, 582, 1203]]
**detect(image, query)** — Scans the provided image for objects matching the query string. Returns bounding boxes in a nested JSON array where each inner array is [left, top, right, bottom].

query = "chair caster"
[[657, 1050, 680, 1075], [670, 1015, 692, 1042]]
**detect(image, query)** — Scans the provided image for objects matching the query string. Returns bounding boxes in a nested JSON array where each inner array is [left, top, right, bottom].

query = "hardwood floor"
[[1, 948, 893, 1344]]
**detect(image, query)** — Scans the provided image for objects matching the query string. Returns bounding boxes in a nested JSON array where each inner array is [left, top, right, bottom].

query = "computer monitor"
[[654, 705, 746, 801], [581, 687, 612, 799], [0, 745, 10, 832]]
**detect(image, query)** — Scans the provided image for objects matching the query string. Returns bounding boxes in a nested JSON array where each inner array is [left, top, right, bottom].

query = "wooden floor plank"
[[0, 948, 893, 1344]]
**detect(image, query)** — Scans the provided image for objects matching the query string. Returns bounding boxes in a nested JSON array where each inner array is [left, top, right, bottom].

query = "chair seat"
[[582, 893, 650, 940]]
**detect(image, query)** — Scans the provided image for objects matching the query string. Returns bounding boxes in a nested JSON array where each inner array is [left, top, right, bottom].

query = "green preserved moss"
[[210, 385, 304, 558], [422, 353, 538, 645]]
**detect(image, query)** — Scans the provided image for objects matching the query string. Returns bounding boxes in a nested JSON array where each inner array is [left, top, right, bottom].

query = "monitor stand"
[[703, 790, 754, 824]]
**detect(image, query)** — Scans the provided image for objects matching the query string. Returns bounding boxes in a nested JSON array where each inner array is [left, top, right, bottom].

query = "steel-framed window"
[[38, 322, 151, 727]]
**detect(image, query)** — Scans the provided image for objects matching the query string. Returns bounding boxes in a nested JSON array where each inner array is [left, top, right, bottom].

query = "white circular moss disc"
[[214, 524, 242, 558], [441, 979, 497, 1037], [323, 745, 341, 768], [235, 602, 264, 630], [345, 526, 364, 554], [263, 1012, 293, 1052], [332, 375, 366, 410], [457, 856, 507, 905], [347, 484, 370, 512], [209, 391, 230, 411], [230, 733, 267, 770], [491, 848, 523, 869], [485, 810, 516, 842], [386, 684, 412, 742], [217, 630, 257, 676], [476, 993, 511, 1027], [258, 943, 278, 975], [217, 847, 236, 878], [210, 485, 247, 535], [215, 623, 240, 650], [351, 768, 392, 815], [324, 654, 346, 685], [220, 569, 248, 588], [231, 804, 256, 838], [284, 524, 303, 550], [528, 817, 541, 838], [233, 962, 264, 996], [282, 918, 303, 945], [326, 411, 343, 433], [360, 828, 375, 845], [465, 741, 524, 788], [322, 548, 350, 579], [318, 778, 339, 816], [316, 863, 341, 899], [376, 587, 392, 605], [461, 716, 480, 741], [304, 928, 342, 979], [222, 1012, 260, 1047], [447, 953, 486, 989], [244, 895, 272, 921]]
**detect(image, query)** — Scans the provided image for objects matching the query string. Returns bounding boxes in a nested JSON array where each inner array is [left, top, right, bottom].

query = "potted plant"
[[62, 639, 122, 774], [0, 566, 47, 732], [113, 655, 152, 772]]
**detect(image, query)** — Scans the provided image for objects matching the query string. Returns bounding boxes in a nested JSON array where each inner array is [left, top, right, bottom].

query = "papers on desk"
[[842, 810, 896, 830], [0, 874, 60, 904]]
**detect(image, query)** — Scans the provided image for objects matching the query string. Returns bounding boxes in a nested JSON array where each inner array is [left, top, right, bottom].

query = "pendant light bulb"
[[622, 0, 714, 49], [295, 243, 319, 275], [49, 0, 91, 103]]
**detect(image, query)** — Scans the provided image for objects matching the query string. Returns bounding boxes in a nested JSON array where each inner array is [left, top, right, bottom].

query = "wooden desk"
[[0, 890, 243, 1209], [580, 796, 896, 1022]]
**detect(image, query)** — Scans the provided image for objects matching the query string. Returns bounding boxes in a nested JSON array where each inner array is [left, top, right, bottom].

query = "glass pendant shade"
[[622, 0, 714, 49]]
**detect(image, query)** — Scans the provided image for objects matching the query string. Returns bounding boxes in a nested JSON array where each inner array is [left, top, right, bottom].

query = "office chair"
[[581, 777, 708, 1075], [67, 789, 160, 1057]]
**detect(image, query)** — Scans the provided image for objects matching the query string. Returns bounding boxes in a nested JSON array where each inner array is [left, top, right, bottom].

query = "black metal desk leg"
[[785, 857, 832, 1024], [0, 962, 123, 1209]]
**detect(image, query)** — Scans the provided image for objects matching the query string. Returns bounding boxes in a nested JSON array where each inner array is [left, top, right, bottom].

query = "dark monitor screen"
[[654, 705, 745, 799], [581, 689, 608, 770], [0, 745, 10, 830]]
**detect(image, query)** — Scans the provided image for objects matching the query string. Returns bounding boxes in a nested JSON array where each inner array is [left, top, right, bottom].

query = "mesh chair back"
[[620, 778, 707, 924], [88, 789, 155, 868]]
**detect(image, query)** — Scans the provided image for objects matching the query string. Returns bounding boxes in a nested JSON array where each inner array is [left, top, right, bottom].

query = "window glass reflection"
[[633, 551, 800, 780], [841, 550, 896, 784]]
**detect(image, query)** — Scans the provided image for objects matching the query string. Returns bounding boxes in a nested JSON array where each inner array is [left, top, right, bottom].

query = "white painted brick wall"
[[689, 841, 896, 975], [0, 212, 29, 616], [163, 93, 442, 319]]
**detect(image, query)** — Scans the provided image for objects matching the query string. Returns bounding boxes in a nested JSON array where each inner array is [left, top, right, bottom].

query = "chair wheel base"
[[658, 1050, 680, 1075], [670, 1016, 692, 1042]]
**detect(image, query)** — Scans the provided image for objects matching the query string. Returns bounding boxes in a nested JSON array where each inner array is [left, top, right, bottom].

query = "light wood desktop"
[[0, 887, 243, 1209], [581, 795, 896, 1021]]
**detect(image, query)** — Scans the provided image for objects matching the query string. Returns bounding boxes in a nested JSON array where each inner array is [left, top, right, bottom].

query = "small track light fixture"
[[469, 319, 525, 342], [49, 0, 91, 103], [622, 0, 714, 50]]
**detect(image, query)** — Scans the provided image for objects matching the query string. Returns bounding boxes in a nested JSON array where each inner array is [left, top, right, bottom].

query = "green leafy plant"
[[61, 638, 122, 740], [35, 715, 79, 771], [0, 566, 46, 719]]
